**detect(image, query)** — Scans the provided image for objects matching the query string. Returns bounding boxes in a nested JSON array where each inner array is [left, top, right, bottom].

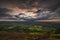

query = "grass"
[[0, 21, 60, 40]]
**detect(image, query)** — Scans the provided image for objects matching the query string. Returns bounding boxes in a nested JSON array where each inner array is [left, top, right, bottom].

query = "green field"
[[0, 21, 60, 40]]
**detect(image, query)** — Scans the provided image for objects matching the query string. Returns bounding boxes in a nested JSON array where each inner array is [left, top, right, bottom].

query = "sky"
[[0, 0, 60, 21]]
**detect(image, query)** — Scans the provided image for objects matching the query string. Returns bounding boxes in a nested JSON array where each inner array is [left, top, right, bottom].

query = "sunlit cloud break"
[[0, 0, 60, 21]]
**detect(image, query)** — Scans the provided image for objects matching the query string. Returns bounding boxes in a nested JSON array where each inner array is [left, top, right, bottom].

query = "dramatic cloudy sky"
[[0, 0, 60, 20]]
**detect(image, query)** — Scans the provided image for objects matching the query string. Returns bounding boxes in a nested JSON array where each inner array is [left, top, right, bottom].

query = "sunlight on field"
[[0, 21, 60, 40]]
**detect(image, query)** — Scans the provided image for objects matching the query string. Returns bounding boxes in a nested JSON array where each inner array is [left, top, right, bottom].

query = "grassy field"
[[0, 21, 60, 40]]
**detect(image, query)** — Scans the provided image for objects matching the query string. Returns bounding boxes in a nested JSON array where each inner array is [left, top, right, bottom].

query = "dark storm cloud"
[[51, 8, 60, 19], [0, 0, 60, 20], [0, 0, 60, 9], [15, 0, 60, 10], [0, 8, 11, 17]]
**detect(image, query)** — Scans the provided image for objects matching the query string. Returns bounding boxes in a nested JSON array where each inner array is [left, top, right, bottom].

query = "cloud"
[[50, 8, 60, 19], [0, 8, 11, 17], [0, 0, 60, 20]]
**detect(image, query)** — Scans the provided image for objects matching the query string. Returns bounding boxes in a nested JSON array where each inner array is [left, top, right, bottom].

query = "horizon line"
[[0, 20, 60, 22], [35, 20, 60, 22]]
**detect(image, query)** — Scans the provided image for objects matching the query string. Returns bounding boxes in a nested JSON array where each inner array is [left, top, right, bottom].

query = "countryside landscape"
[[0, 0, 60, 40], [0, 21, 60, 40]]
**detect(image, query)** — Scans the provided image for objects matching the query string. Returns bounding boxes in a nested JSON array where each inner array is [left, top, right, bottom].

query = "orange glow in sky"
[[9, 7, 38, 18]]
